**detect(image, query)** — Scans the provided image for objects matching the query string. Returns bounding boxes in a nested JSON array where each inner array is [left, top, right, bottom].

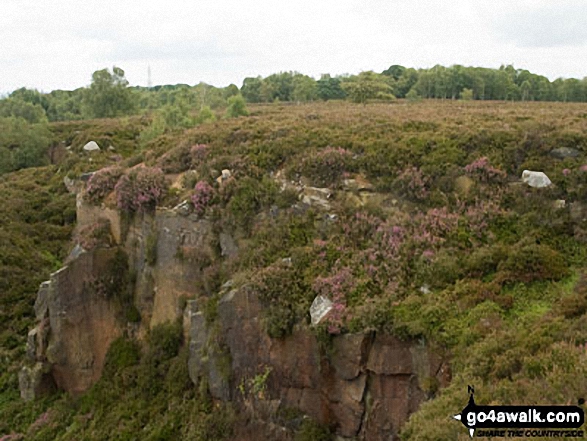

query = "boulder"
[[310, 295, 333, 326], [173, 200, 191, 217], [18, 363, 55, 402], [82, 141, 100, 152], [522, 170, 552, 188], [550, 147, 580, 160], [216, 169, 232, 184], [301, 187, 332, 210]]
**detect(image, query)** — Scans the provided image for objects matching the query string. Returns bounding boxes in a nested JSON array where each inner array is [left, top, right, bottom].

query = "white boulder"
[[522, 170, 552, 188], [310, 295, 333, 326], [82, 141, 100, 152]]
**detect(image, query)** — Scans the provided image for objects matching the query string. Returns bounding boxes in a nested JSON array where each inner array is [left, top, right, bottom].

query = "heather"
[[3, 100, 587, 440]]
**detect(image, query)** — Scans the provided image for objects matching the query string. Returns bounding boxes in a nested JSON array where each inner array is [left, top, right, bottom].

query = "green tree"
[[225, 95, 249, 118], [460, 88, 474, 100], [292, 74, 317, 102], [0, 117, 50, 173], [382, 64, 406, 81], [223, 84, 240, 100], [241, 77, 263, 103], [83, 66, 137, 118], [0, 98, 47, 124], [342, 71, 395, 103], [316, 74, 346, 100]]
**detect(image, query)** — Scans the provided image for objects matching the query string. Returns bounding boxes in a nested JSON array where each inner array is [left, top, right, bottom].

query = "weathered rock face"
[[125, 210, 214, 329], [185, 285, 449, 440], [23, 248, 124, 396], [22, 175, 450, 439]]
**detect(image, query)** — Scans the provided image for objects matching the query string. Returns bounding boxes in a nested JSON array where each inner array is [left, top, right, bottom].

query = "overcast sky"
[[1, 0, 587, 94]]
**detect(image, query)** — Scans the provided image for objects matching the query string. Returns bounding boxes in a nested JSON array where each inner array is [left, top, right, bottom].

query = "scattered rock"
[[18, 363, 55, 402], [343, 175, 374, 192], [34, 281, 51, 321], [301, 187, 332, 209], [522, 170, 552, 188], [82, 141, 100, 152], [310, 295, 333, 326], [554, 200, 566, 209], [79, 172, 94, 182], [550, 147, 580, 160], [219, 232, 238, 257], [216, 169, 232, 184], [173, 200, 191, 217], [63, 176, 77, 193], [65, 244, 86, 263], [419, 285, 431, 295]]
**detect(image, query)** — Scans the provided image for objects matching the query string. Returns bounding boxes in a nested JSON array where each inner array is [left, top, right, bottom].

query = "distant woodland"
[[1, 64, 587, 175]]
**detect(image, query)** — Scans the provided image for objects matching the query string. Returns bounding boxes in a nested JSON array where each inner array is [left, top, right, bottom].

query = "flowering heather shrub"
[[393, 167, 429, 201], [191, 180, 215, 216], [462, 199, 504, 242], [313, 267, 355, 334], [115, 167, 168, 213], [412, 207, 460, 249], [190, 144, 208, 166], [464, 157, 506, 183], [85, 166, 124, 204], [156, 144, 192, 173], [298, 146, 354, 187]]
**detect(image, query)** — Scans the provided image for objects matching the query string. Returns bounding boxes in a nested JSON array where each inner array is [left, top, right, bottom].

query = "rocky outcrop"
[[550, 147, 580, 160], [22, 248, 124, 396], [186, 285, 450, 440], [21, 174, 450, 440]]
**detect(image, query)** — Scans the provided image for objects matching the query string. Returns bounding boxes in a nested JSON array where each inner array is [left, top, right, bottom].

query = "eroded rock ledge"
[[20, 180, 450, 440], [186, 284, 449, 440]]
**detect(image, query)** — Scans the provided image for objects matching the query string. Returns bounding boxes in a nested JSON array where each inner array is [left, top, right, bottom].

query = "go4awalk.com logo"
[[453, 386, 585, 438]]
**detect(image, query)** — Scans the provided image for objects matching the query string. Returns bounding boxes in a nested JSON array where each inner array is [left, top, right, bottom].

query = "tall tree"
[[83, 67, 137, 118], [341, 71, 395, 103]]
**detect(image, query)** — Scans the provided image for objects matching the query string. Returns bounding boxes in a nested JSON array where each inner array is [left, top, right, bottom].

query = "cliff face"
[[20, 189, 450, 439]]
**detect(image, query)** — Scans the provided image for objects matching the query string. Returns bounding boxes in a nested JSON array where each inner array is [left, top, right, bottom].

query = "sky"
[[1, 0, 587, 94]]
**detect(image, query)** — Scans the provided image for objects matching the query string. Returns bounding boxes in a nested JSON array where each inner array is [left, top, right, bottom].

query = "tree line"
[[1, 63, 587, 174]]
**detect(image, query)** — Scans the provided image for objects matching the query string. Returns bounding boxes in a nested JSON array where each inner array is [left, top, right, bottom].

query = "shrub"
[[85, 166, 124, 204], [393, 166, 430, 201], [156, 144, 192, 173], [103, 337, 141, 376], [190, 144, 209, 167], [295, 418, 332, 441], [253, 262, 312, 338], [312, 268, 355, 334], [224, 176, 279, 230], [225, 95, 249, 118], [196, 106, 216, 124], [464, 156, 506, 184], [297, 147, 354, 187], [496, 242, 569, 284], [191, 180, 216, 216], [115, 167, 168, 212], [148, 322, 183, 361]]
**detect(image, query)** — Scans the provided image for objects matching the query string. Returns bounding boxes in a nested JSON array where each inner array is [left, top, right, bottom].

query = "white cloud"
[[0, 0, 586, 94]]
